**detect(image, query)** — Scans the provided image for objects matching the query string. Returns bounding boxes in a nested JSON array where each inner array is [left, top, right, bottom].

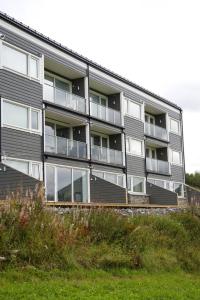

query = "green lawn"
[[0, 269, 200, 300]]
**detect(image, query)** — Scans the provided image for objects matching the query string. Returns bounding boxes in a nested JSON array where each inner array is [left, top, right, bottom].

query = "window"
[[2, 99, 41, 134], [3, 158, 42, 180], [171, 150, 182, 165], [126, 137, 143, 156], [92, 170, 125, 187], [45, 165, 89, 202], [124, 98, 142, 120], [170, 118, 180, 135], [147, 178, 184, 197], [173, 182, 184, 197], [128, 176, 145, 194], [2, 43, 40, 80]]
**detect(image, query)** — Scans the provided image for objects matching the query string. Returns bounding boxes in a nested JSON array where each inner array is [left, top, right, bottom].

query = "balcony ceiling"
[[44, 58, 86, 79], [45, 109, 87, 126], [145, 104, 165, 115], [89, 79, 120, 95], [145, 137, 168, 148], [90, 120, 121, 135]]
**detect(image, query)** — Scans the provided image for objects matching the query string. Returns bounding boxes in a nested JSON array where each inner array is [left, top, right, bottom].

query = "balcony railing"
[[90, 101, 121, 126], [43, 84, 86, 114], [146, 157, 170, 175], [145, 123, 168, 141], [45, 134, 87, 159], [91, 145, 123, 165]]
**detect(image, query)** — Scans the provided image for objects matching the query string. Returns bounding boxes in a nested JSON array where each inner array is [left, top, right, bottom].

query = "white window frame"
[[169, 117, 181, 135], [124, 97, 143, 121], [45, 163, 90, 203], [89, 90, 108, 106], [2, 156, 43, 180], [44, 71, 72, 92], [1, 98, 42, 135], [92, 169, 125, 188], [0, 41, 42, 82], [170, 149, 182, 166], [127, 175, 146, 195], [126, 136, 144, 157]]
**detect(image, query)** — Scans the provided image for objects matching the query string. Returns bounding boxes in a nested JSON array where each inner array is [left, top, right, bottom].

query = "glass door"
[[145, 113, 155, 136]]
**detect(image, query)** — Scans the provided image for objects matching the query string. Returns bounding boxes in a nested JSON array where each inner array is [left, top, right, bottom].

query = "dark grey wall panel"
[[146, 182, 177, 205], [0, 26, 86, 75], [0, 70, 43, 109], [156, 147, 168, 161], [155, 114, 166, 128], [108, 93, 120, 111], [109, 134, 122, 151], [90, 174, 126, 203], [169, 133, 182, 152], [92, 163, 124, 173], [171, 165, 184, 182], [1, 128, 42, 161], [124, 117, 144, 139], [0, 163, 40, 200], [73, 126, 86, 142], [45, 156, 89, 168], [127, 155, 145, 177], [72, 78, 85, 97]]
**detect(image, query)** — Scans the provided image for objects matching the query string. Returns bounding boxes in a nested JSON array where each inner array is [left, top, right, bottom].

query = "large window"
[[3, 157, 42, 180], [45, 165, 89, 202], [2, 42, 40, 80], [170, 118, 180, 135], [92, 170, 125, 187], [2, 99, 41, 134], [124, 98, 142, 120], [126, 137, 144, 156], [148, 178, 184, 197], [128, 176, 145, 194], [171, 149, 182, 165]]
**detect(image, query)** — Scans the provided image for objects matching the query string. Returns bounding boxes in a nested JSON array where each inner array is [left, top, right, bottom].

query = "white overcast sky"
[[0, 0, 199, 173]]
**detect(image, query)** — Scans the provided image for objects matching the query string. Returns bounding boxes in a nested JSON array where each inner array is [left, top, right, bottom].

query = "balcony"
[[43, 84, 86, 114], [145, 123, 168, 141], [146, 158, 170, 175], [45, 135, 87, 159], [90, 101, 121, 126], [91, 145, 123, 165]]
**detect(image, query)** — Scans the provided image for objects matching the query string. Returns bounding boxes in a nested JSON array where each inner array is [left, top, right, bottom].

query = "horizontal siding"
[[171, 165, 185, 182], [45, 156, 89, 169], [0, 163, 40, 199], [169, 133, 182, 151], [124, 116, 144, 139], [146, 182, 177, 205], [147, 174, 171, 181], [1, 127, 42, 161], [90, 174, 126, 203], [92, 163, 124, 173], [0, 70, 43, 109], [127, 155, 145, 177], [0, 26, 86, 75]]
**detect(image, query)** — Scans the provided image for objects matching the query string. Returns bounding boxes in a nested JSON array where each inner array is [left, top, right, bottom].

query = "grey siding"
[[0, 26, 86, 75], [127, 155, 145, 177], [169, 133, 182, 152], [0, 163, 40, 199], [0, 69, 43, 109], [171, 165, 185, 182], [92, 163, 124, 174], [1, 127, 42, 161], [90, 175, 126, 203], [45, 156, 89, 169], [146, 182, 177, 205], [124, 116, 144, 139]]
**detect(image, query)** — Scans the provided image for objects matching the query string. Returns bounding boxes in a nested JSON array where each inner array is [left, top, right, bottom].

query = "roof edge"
[[0, 11, 182, 112]]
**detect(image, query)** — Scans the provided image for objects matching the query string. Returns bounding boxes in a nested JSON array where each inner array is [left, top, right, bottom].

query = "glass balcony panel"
[[90, 101, 121, 126], [145, 123, 168, 141], [91, 145, 123, 165], [43, 84, 86, 114], [146, 157, 170, 175]]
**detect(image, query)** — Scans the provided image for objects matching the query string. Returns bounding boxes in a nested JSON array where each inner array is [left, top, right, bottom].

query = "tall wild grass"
[[0, 187, 200, 272]]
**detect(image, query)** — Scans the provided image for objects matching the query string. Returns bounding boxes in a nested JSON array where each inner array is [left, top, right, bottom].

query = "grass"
[[0, 268, 200, 300]]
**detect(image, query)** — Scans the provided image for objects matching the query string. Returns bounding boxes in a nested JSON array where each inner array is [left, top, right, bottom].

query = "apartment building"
[[0, 12, 185, 205]]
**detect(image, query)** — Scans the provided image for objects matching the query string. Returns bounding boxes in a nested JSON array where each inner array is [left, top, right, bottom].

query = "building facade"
[[0, 13, 185, 205]]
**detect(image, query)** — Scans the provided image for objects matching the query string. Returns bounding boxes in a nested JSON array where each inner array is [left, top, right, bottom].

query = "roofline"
[[0, 11, 182, 112]]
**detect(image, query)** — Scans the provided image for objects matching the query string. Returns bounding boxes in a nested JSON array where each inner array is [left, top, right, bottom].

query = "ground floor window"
[[45, 164, 89, 202], [148, 178, 184, 197], [92, 170, 125, 187], [3, 157, 42, 180], [127, 176, 145, 194]]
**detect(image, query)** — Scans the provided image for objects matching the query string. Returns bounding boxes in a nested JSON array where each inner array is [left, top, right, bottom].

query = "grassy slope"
[[0, 269, 200, 300]]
